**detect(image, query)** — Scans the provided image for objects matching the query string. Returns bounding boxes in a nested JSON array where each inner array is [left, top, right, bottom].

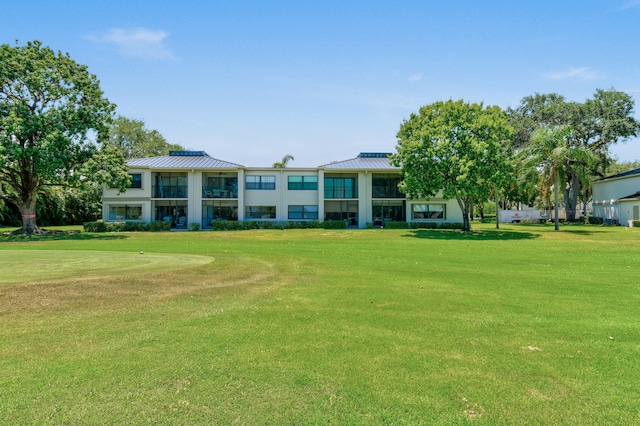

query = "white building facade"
[[592, 168, 640, 226], [101, 151, 463, 229]]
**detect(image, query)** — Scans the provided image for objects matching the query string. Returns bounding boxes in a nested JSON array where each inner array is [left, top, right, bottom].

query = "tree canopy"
[[392, 100, 513, 232], [508, 89, 640, 220], [108, 116, 184, 159], [273, 154, 294, 168], [0, 40, 128, 234]]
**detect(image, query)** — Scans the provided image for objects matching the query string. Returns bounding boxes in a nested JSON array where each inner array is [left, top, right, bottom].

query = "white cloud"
[[409, 73, 424, 82], [87, 28, 176, 60], [543, 67, 600, 81]]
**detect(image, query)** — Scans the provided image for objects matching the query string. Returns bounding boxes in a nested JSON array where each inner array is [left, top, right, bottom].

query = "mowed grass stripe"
[[0, 250, 213, 284]]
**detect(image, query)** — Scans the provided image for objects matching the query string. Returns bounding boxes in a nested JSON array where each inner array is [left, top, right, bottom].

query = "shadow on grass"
[[0, 230, 129, 242], [404, 229, 540, 241]]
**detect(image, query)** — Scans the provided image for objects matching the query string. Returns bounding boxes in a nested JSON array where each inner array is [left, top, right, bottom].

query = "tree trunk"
[[564, 170, 581, 222], [554, 172, 560, 231], [13, 190, 44, 235], [457, 197, 471, 232]]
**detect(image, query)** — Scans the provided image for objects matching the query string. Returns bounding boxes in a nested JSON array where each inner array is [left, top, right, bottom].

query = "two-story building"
[[101, 151, 463, 229]]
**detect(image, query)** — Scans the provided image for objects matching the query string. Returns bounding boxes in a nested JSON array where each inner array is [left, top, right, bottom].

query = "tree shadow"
[[403, 228, 540, 241], [0, 230, 129, 242]]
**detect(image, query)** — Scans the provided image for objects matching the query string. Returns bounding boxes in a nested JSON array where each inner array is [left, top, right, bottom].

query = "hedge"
[[211, 220, 343, 231], [83, 221, 171, 232]]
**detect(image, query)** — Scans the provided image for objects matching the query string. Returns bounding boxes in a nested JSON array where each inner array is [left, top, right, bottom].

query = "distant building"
[[592, 168, 640, 226], [101, 151, 463, 229]]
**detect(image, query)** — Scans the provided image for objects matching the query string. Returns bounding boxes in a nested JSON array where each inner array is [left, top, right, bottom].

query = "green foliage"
[[272, 154, 295, 168], [321, 220, 347, 229], [633, 220, 640, 228], [393, 99, 514, 232], [108, 116, 185, 160], [188, 222, 200, 231], [211, 220, 325, 231], [0, 40, 126, 233], [83, 221, 171, 232], [508, 90, 640, 220], [589, 217, 601, 225], [382, 221, 409, 229]]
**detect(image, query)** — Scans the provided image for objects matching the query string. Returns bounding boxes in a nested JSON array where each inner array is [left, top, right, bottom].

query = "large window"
[[372, 200, 406, 223], [127, 173, 142, 189], [154, 201, 188, 228], [203, 173, 238, 198], [246, 175, 276, 190], [153, 173, 187, 198], [288, 205, 318, 220], [109, 204, 142, 221], [324, 175, 358, 199], [372, 174, 404, 198], [245, 206, 276, 219], [412, 204, 445, 220], [288, 176, 318, 190], [202, 200, 238, 227]]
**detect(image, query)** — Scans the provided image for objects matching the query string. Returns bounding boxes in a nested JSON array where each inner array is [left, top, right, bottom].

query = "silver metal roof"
[[128, 152, 243, 170], [321, 153, 399, 170]]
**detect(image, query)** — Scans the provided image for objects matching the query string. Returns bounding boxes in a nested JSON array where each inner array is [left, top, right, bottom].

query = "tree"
[[521, 126, 597, 230], [392, 100, 513, 232], [273, 154, 294, 168], [509, 89, 640, 221], [0, 40, 128, 234], [108, 116, 184, 159]]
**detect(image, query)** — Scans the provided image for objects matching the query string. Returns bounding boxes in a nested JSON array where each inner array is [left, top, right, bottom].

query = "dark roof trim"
[[594, 167, 640, 182]]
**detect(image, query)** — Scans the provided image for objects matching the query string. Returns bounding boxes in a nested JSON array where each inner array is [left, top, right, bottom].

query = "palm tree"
[[523, 126, 597, 230], [273, 154, 294, 168]]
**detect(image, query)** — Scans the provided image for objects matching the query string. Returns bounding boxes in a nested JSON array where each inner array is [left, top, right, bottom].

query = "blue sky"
[[4, 1, 640, 166]]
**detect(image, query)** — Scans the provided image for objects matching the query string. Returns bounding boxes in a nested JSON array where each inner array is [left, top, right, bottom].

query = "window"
[[324, 176, 358, 198], [128, 173, 142, 189], [288, 205, 318, 220], [245, 206, 276, 219], [412, 204, 445, 220], [246, 175, 276, 190], [372, 174, 404, 198], [288, 176, 318, 190], [109, 204, 142, 221], [154, 173, 187, 198]]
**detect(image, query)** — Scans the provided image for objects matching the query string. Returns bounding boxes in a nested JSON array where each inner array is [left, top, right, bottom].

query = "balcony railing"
[[152, 186, 188, 198], [202, 187, 238, 199]]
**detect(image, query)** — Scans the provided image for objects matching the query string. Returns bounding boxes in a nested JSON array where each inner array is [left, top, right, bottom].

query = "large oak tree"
[[509, 90, 640, 221], [0, 41, 128, 234], [393, 100, 513, 232]]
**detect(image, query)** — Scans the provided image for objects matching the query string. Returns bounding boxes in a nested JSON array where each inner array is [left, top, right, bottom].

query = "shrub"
[[83, 221, 171, 232], [633, 220, 640, 228], [520, 217, 538, 224], [83, 221, 107, 232], [383, 221, 409, 229], [189, 222, 200, 231], [586, 216, 605, 225], [322, 220, 347, 229]]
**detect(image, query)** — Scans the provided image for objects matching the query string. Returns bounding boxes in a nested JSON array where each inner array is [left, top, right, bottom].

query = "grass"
[[0, 224, 639, 424]]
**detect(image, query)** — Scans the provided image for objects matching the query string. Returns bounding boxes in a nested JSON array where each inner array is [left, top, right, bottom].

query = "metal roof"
[[321, 153, 399, 170], [128, 152, 243, 170]]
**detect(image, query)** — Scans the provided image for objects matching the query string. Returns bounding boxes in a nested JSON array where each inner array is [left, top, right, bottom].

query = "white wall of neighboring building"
[[592, 172, 640, 225]]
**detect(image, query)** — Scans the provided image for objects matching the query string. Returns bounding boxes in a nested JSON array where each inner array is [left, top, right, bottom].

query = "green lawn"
[[1, 224, 638, 424]]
